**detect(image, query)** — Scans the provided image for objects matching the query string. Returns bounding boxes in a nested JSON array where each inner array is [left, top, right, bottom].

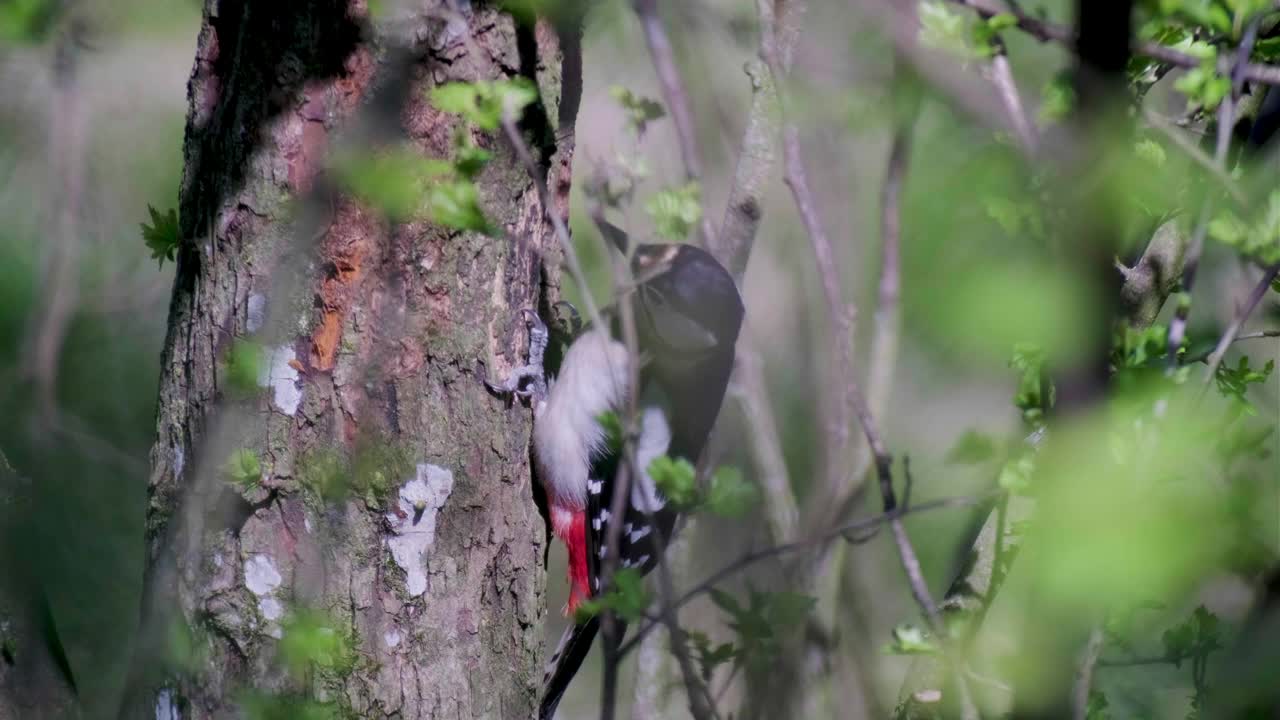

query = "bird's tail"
[[539, 616, 603, 720]]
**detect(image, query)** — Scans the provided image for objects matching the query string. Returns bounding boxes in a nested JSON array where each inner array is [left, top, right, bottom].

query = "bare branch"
[[1071, 626, 1106, 720], [1200, 262, 1280, 386], [632, 0, 716, 246], [779, 122, 857, 507], [987, 45, 1038, 152], [715, 0, 808, 278], [1141, 109, 1247, 207], [617, 491, 993, 657], [732, 347, 799, 542]]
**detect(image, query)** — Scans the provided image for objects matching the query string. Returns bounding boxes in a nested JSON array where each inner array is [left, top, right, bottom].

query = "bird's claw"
[[485, 308, 549, 405]]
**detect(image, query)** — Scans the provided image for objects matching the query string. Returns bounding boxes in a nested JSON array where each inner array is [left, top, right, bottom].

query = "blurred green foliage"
[[644, 182, 702, 241]]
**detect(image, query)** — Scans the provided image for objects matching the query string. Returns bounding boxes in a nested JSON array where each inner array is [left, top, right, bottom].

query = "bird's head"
[[630, 243, 744, 370]]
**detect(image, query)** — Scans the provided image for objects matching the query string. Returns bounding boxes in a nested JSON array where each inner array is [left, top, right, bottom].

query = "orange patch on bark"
[[310, 201, 378, 371]]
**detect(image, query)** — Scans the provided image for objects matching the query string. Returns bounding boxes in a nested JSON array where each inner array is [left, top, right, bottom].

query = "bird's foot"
[[485, 309, 548, 404]]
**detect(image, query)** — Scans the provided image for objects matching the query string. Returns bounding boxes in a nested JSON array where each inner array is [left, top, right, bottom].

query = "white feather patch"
[[632, 406, 672, 512], [533, 330, 630, 509]]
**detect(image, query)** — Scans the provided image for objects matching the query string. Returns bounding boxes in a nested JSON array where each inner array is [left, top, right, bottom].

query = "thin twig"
[[1140, 108, 1248, 207], [732, 347, 798, 543], [1166, 20, 1260, 370], [779, 123, 857, 505], [632, 0, 716, 246], [988, 43, 1038, 152], [889, 462, 979, 720], [945, 0, 1280, 86], [1071, 625, 1106, 720], [616, 491, 993, 657], [1200, 262, 1280, 387]]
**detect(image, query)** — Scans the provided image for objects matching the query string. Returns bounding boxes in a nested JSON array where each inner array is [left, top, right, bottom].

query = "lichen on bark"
[[125, 1, 579, 717]]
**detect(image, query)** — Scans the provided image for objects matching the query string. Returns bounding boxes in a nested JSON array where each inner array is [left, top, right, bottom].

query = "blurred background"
[[1, 0, 1278, 718]]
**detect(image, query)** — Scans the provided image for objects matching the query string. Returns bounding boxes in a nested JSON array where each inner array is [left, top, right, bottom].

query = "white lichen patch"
[[155, 688, 180, 720], [247, 292, 267, 333], [259, 596, 283, 622], [257, 344, 302, 415], [384, 628, 401, 648], [385, 463, 455, 597], [172, 444, 185, 479], [244, 554, 282, 596], [244, 554, 285, 637]]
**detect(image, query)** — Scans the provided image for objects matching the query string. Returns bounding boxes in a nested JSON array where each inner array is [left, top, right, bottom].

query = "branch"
[[616, 491, 993, 657], [1166, 20, 1260, 369], [632, 0, 716, 246], [731, 347, 798, 542], [1140, 109, 1247, 208], [771, 33, 975, 710], [1200, 262, 1280, 386], [780, 122, 857, 509], [715, 0, 807, 278], [1070, 626, 1106, 720], [987, 41, 1038, 152], [945, 0, 1280, 87]]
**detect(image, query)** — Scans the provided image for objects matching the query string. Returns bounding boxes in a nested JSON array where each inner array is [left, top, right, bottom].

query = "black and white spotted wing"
[[584, 409, 678, 594]]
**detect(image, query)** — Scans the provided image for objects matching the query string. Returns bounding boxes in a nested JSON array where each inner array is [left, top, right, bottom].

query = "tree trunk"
[[126, 1, 578, 717]]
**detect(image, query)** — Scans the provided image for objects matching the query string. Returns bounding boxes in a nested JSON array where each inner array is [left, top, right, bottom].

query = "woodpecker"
[[487, 241, 744, 719]]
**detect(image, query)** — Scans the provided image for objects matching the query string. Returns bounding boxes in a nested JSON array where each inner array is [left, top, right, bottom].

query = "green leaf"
[[945, 430, 999, 465], [687, 630, 738, 681], [705, 466, 758, 517], [225, 448, 261, 490], [765, 591, 817, 627], [1040, 74, 1075, 122], [453, 142, 493, 181], [609, 86, 666, 135], [239, 692, 338, 720], [1085, 689, 1111, 720], [1215, 357, 1274, 412], [1010, 342, 1053, 423], [884, 623, 939, 655], [279, 610, 353, 677], [710, 588, 815, 668], [1134, 138, 1167, 167], [645, 182, 702, 241], [430, 78, 539, 131], [575, 567, 651, 623], [335, 148, 452, 221], [709, 588, 742, 618], [225, 340, 265, 395], [997, 454, 1035, 493], [0, 0, 58, 44], [1161, 605, 1223, 668], [648, 455, 699, 508], [596, 411, 625, 455], [918, 1, 971, 56], [141, 205, 181, 268], [425, 179, 493, 233], [986, 13, 1017, 32]]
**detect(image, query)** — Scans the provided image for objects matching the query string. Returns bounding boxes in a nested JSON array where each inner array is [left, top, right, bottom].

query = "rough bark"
[[124, 1, 577, 717]]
